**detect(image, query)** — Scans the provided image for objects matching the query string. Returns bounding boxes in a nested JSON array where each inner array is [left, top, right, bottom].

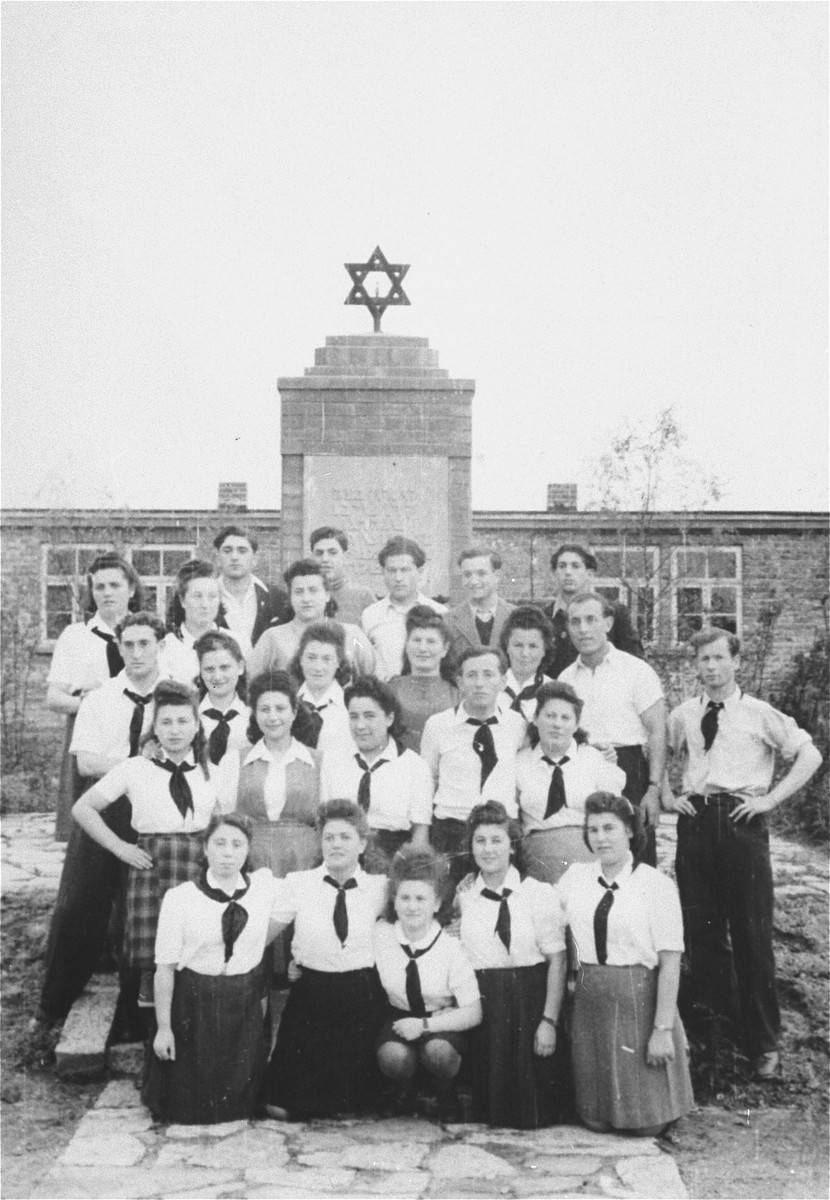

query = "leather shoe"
[[753, 1051, 780, 1080]]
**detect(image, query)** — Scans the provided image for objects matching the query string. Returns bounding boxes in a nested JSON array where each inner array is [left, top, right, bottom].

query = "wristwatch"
[[422, 1017, 430, 1033], [654, 1022, 673, 1031]]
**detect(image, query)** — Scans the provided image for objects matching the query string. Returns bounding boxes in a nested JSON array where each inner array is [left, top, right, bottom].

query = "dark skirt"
[[572, 963, 694, 1130], [124, 833, 204, 970], [266, 966, 385, 1117], [142, 963, 267, 1124], [377, 1008, 467, 1061], [523, 827, 595, 886], [471, 962, 560, 1129], [39, 794, 136, 1024]]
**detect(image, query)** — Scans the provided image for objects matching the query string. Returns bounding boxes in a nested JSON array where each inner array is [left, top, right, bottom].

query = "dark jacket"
[[542, 599, 644, 678], [217, 578, 291, 647]]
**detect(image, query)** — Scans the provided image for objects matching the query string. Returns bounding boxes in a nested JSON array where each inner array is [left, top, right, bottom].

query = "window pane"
[[676, 587, 703, 642], [635, 587, 654, 642], [141, 585, 160, 615], [47, 547, 77, 576], [707, 550, 737, 579], [162, 549, 192, 574], [595, 550, 623, 578], [46, 585, 75, 639], [676, 550, 706, 578], [132, 550, 162, 576], [710, 587, 737, 614]]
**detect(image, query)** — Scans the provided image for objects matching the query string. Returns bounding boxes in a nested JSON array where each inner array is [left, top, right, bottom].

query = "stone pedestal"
[[279, 335, 474, 601]]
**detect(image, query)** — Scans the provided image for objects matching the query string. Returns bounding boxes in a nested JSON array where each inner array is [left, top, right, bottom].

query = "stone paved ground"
[[5, 811, 827, 1199]]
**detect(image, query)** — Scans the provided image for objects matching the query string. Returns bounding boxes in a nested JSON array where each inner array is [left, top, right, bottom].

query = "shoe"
[[380, 1083, 415, 1118], [436, 1087, 461, 1124], [753, 1051, 780, 1080]]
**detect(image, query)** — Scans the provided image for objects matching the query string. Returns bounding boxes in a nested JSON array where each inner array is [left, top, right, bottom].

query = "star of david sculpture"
[[344, 246, 410, 333]]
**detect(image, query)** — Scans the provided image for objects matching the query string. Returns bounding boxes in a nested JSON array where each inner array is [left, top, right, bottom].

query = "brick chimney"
[[546, 483, 578, 512], [217, 482, 248, 512]]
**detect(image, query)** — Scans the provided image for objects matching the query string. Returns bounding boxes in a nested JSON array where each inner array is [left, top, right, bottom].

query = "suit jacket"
[[218, 578, 291, 648], [444, 598, 516, 663], [542, 599, 644, 678]]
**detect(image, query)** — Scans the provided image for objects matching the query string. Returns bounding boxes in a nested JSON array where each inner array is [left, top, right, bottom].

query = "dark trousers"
[[39, 795, 141, 1035], [614, 745, 656, 867], [675, 795, 779, 1058]]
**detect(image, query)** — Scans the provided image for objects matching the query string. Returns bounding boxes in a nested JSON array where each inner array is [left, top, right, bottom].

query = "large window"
[[672, 547, 742, 642], [593, 546, 659, 642], [41, 542, 195, 645]]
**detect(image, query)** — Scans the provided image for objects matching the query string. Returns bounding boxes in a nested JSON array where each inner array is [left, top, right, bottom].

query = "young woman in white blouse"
[[558, 791, 694, 1135], [455, 800, 568, 1128], [291, 622, 353, 755], [143, 813, 282, 1124], [265, 800, 388, 1120], [498, 605, 555, 725], [161, 561, 223, 686], [374, 846, 481, 1120], [194, 630, 251, 765], [72, 680, 224, 1005], [519, 681, 626, 884]]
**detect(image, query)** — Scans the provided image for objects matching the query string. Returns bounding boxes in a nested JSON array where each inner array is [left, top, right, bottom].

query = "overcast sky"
[[3, 1, 827, 514]]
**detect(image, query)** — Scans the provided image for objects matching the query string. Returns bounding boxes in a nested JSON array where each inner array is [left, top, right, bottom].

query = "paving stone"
[[430, 1144, 517, 1178], [55, 979, 119, 1079], [155, 1128, 289, 1172], [287, 1128, 354, 1152], [346, 1116, 446, 1142], [60, 1133, 147, 1167], [162, 1188, 247, 1199], [94, 1080, 143, 1108], [84, 1109, 154, 1134], [512, 1176, 587, 1195], [464, 1130, 540, 1147], [165, 1120, 249, 1139], [339, 1169, 431, 1195], [246, 1167, 356, 1190], [34, 1167, 240, 1199], [427, 1183, 513, 1199], [245, 1189, 334, 1199], [598, 1172, 633, 1197], [342, 1142, 428, 1171], [523, 1154, 603, 1175], [296, 1150, 345, 1168], [616, 1153, 688, 1198]]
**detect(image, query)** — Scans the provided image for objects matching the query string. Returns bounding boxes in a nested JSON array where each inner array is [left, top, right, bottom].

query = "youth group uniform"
[[266, 866, 388, 1118], [362, 595, 447, 681], [518, 740, 626, 884], [457, 866, 566, 1128], [160, 626, 211, 687], [47, 612, 125, 840], [320, 739, 434, 868], [143, 867, 282, 1124], [198, 694, 250, 765], [500, 669, 555, 723], [297, 680, 353, 754], [542, 598, 643, 679], [557, 857, 694, 1132]]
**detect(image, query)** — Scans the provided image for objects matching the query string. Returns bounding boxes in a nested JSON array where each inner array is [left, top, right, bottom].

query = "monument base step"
[[55, 977, 119, 1079]]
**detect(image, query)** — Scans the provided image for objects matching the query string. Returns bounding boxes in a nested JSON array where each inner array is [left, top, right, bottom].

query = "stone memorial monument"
[[278, 248, 474, 601]]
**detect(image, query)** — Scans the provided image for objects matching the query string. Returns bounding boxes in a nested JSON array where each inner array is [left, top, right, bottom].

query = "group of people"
[[38, 524, 821, 1130]]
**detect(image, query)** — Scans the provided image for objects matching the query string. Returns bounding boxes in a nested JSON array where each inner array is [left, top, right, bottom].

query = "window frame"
[[670, 545, 743, 644], [592, 545, 660, 643], [126, 545, 196, 625]]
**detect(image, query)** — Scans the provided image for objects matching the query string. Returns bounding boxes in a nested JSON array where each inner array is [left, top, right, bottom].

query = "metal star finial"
[[344, 246, 410, 333]]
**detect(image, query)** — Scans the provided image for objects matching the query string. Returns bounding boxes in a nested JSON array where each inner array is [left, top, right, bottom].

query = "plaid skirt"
[[124, 833, 204, 970]]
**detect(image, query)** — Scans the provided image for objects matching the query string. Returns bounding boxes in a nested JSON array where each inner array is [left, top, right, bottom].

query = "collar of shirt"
[[219, 578, 255, 604], [206, 867, 245, 893], [534, 738, 579, 764], [155, 747, 197, 766], [472, 864, 522, 896], [504, 669, 536, 695], [117, 667, 164, 690], [244, 738, 314, 769], [88, 611, 119, 636], [199, 693, 243, 716], [453, 703, 500, 727], [395, 919, 441, 950], [315, 862, 370, 889], [381, 593, 431, 615], [470, 600, 498, 619], [298, 680, 345, 709], [599, 854, 634, 886], [358, 737, 400, 765], [701, 687, 742, 712], [575, 642, 617, 671]]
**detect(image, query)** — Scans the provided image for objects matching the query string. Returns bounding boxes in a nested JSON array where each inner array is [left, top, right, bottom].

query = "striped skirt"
[[142, 962, 267, 1124], [123, 833, 204, 970], [572, 963, 694, 1130]]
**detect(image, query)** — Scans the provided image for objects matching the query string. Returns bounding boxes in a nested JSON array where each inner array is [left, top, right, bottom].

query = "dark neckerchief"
[[195, 867, 251, 963]]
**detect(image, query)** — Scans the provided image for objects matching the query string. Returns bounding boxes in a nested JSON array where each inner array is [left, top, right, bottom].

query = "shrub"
[[770, 633, 829, 845]]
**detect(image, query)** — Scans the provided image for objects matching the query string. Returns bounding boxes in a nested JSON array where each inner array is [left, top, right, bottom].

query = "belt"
[[689, 792, 740, 806]]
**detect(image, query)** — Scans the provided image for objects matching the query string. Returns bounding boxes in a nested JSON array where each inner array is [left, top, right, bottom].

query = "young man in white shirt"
[[310, 525, 376, 627], [213, 525, 289, 650], [421, 647, 526, 884], [667, 627, 821, 1081], [362, 536, 446, 681], [444, 547, 516, 660], [39, 613, 169, 1033], [559, 591, 666, 866]]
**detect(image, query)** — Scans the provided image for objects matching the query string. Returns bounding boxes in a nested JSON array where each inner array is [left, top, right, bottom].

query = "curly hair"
[[582, 791, 648, 865], [465, 800, 527, 877], [343, 675, 406, 742], [202, 812, 254, 873], [145, 679, 210, 779], [384, 844, 450, 923], [194, 629, 247, 702], [316, 798, 370, 840]]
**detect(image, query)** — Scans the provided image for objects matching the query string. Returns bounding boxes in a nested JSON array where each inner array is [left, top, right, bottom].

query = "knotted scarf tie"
[[195, 869, 250, 963], [467, 717, 498, 789], [505, 673, 544, 715], [124, 688, 154, 757], [91, 627, 124, 677], [324, 875, 358, 943], [593, 877, 619, 965], [481, 887, 513, 951], [541, 755, 570, 818], [402, 928, 444, 1016], [202, 708, 239, 765], [701, 700, 724, 752], [155, 759, 196, 819], [355, 754, 389, 812]]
